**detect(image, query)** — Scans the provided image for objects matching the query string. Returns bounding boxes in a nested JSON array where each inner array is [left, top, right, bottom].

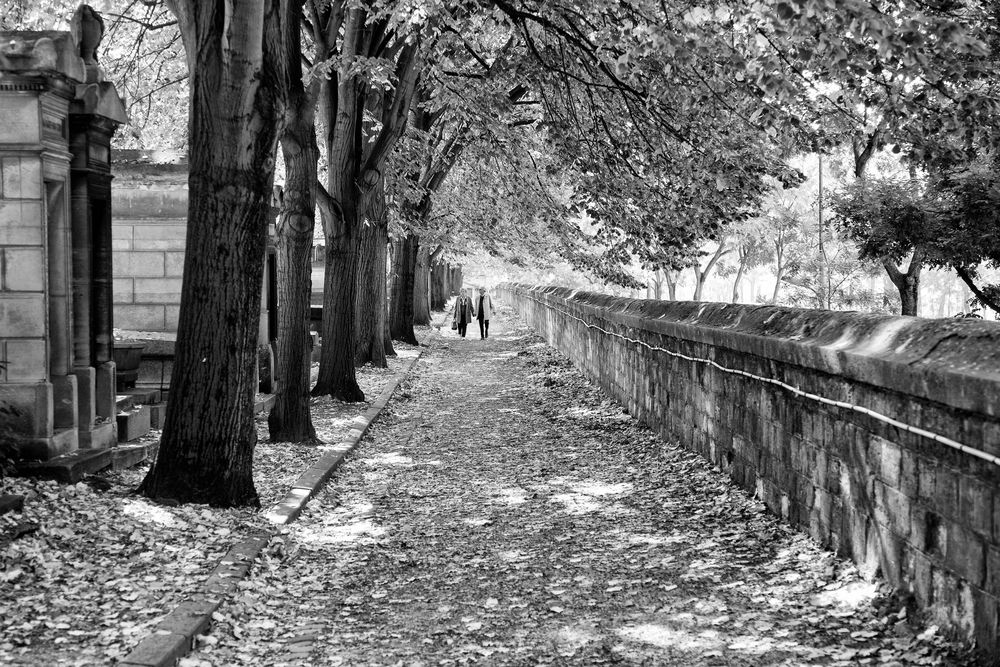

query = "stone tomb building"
[[0, 24, 128, 458]]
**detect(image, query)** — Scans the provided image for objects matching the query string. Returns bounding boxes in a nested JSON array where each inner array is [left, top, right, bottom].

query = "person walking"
[[474, 286, 494, 339], [453, 288, 475, 338]]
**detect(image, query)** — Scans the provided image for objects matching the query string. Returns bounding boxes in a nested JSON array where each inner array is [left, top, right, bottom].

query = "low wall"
[[500, 283, 1000, 651]]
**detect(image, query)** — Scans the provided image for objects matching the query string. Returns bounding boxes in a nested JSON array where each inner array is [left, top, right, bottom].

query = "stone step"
[[115, 388, 162, 412], [79, 420, 117, 450], [117, 405, 151, 443], [18, 448, 113, 484], [111, 442, 158, 470]]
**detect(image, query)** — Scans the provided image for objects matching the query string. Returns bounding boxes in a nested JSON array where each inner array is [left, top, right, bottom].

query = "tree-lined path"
[[185, 306, 977, 666]]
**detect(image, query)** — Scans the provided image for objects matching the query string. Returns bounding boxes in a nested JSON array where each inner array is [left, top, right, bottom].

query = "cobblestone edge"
[[117, 349, 426, 667]]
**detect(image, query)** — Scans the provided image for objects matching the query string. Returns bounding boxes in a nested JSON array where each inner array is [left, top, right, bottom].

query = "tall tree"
[[139, 0, 289, 506], [269, 0, 320, 442], [310, 3, 421, 400]]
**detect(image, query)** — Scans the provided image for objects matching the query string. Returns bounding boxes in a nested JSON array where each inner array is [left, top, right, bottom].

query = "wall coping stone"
[[507, 283, 1000, 417]]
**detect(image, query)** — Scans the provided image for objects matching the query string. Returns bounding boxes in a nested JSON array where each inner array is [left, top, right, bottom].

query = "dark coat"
[[454, 295, 475, 326]]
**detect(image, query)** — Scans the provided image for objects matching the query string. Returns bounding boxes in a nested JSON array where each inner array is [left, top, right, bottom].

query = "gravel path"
[[186, 306, 980, 666]]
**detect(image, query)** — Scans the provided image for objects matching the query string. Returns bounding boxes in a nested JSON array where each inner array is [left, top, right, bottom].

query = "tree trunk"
[[882, 250, 923, 317], [140, 0, 288, 506], [452, 265, 464, 294], [268, 7, 318, 444], [731, 257, 747, 303], [389, 234, 419, 344], [413, 245, 431, 325], [268, 103, 319, 442], [354, 176, 389, 368], [431, 262, 448, 311], [665, 270, 678, 300]]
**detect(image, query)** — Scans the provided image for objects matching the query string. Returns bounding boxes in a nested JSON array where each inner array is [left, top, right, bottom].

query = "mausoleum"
[[0, 11, 128, 458]]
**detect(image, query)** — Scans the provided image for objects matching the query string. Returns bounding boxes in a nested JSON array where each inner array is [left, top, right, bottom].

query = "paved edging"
[[118, 350, 425, 667], [264, 350, 423, 525]]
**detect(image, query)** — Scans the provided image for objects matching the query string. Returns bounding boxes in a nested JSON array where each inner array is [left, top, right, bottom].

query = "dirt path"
[[186, 306, 978, 666]]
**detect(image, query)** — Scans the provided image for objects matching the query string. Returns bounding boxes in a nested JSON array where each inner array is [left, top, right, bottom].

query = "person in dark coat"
[[474, 286, 494, 339], [453, 288, 474, 338]]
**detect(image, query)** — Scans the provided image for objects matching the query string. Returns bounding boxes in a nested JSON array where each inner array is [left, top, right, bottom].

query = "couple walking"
[[453, 287, 493, 340]]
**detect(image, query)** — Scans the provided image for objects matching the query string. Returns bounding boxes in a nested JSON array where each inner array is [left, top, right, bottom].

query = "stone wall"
[[111, 153, 187, 332], [500, 283, 1000, 651]]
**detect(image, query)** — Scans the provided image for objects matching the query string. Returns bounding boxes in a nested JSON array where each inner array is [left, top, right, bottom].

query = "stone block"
[[51, 374, 77, 432], [148, 402, 167, 429], [972, 592, 999, 652], [0, 201, 43, 245], [873, 435, 901, 486], [133, 277, 183, 304], [986, 546, 1000, 596], [3, 248, 45, 291], [165, 305, 180, 331], [910, 549, 934, 607], [113, 278, 134, 303], [935, 468, 959, 518], [163, 251, 184, 278], [900, 449, 919, 498], [130, 223, 187, 250], [4, 339, 47, 381], [115, 304, 166, 331], [79, 420, 116, 449], [1, 156, 42, 199], [113, 251, 165, 277], [18, 446, 110, 482], [945, 522, 985, 587], [0, 95, 40, 144], [117, 405, 151, 442], [0, 295, 46, 338], [958, 475, 993, 538]]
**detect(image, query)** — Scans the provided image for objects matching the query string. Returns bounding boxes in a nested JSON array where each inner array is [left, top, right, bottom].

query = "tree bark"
[[412, 245, 432, 325], [140, 0, 288, 507], [431, 261, 448, 311], [354, 175, 390, 367], [268, 3, 318, 444], [731, 249, 748, 303], [389, 234, 420, 344], [881, 249, 924, 317], [313, 9, 369, 402]]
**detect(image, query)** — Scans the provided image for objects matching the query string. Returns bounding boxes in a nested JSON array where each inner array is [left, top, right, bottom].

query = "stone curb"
[[264, 350, 423, 525], [117, 346, 428, 667]]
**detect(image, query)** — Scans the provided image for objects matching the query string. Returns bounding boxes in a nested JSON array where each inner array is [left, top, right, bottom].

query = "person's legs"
[[484, 320, 489, 338], [458, 321, 467, 337], [478, 318, 485, 339]]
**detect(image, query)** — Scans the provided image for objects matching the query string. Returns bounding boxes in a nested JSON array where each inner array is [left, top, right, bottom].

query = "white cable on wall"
[[515, 290, 1000, 469]]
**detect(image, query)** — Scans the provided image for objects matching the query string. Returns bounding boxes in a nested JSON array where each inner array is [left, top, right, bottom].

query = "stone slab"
[[111, 442, 157, 470], [18, 447, 111, 483], [117, 405, 151, 442]]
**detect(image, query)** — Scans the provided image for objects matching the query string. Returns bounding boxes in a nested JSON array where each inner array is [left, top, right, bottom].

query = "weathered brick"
[[900, 448, 919, 499], [958, 476, 993, 539], [872, 435, 901, 487], [945, 522, 986, 588]]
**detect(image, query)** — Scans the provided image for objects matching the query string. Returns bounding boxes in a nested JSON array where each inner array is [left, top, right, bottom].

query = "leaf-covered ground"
[[181, 309, 984, 666], [0, 351, 415, 666]]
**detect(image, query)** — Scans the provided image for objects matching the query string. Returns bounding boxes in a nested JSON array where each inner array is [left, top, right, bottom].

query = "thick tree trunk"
[[413, 245, 431, 325], [354, 177, 389, 368], [389, 234, 419, 344], [451, 266, 464, 294], [140, 0, 287, 507], [268, 92, 319, 443]]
